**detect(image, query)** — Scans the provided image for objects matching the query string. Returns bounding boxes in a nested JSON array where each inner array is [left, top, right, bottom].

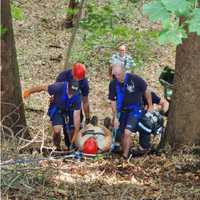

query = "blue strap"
[[128, 104, 143, 120], [48, 82, 80, 120], [67, 92, 79, 110], [116, 74, 143, 120], [48, 105, 59, 119], [116, 73, 129, 113], [63, 82, 80, 111]]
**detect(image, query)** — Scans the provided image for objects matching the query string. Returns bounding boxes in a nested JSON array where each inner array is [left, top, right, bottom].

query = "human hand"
[[23, 89, 31, 99], [147, 105, 154, 112]]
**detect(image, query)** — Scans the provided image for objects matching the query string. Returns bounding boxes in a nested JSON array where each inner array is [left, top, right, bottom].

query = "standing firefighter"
[[56, 63, 90, 124], [23, 80, 81, 150], [109, 65, 153, 159]]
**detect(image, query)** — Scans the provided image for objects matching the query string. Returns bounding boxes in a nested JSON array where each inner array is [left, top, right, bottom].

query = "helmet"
[[72, 63, 86, 80], [83, 137, 98, 154], [137, 110, 164, 135]]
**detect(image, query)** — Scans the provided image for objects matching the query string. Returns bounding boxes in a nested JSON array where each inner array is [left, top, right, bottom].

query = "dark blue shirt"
[[109, 73, 147, 108], [142, 92, 161, 106], [48, 82, 81, 111], [56, 69, 89, 97]]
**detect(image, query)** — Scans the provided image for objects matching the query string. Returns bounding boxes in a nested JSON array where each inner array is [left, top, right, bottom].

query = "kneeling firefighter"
[[136, 110, 164, 151]]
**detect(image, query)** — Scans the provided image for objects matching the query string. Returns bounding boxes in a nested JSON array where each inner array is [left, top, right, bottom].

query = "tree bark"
[[64, 0, 80, 28], [165, 33, 200, 148], [1, 0, 30, 139], [63, 0, 85, 69]]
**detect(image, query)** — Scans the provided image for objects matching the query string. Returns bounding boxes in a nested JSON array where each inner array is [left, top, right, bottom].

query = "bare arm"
[[159, 97, 169, 113], [100, 126, 112, 151], [111, 100, 118, 127], [144, 87, 153, 111], [82, 96, 90, 120], [71, 109, 81, 144], [23, 85, 48, 98]]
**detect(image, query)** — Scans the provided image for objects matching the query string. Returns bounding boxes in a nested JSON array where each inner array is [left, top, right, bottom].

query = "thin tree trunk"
[[165, 33, 200, 148], [63, 0, 85, 69], [1, 0, 30, 139], [64, 0, 79, 28]]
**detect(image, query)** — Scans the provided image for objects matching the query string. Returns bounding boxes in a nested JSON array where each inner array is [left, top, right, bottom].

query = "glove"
[[23, 90, 31, 99]]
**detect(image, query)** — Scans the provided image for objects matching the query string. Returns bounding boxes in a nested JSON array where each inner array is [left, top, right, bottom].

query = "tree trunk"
[[63, 0, 85, 69], [165, 33, 200, 148], [1, 0, 30, 139], [64, 0, 80, 28]]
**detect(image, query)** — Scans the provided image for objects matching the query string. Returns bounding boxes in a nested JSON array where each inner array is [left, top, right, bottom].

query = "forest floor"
[[1, 0, 200, 199]]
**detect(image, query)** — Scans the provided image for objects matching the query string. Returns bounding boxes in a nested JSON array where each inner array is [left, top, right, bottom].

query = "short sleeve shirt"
[[109, 53, 135, 71], [142, 92, 161, 106], [48, 82, 81, 111], [56, 69, 89, 97], [108, 73, 147, 108]]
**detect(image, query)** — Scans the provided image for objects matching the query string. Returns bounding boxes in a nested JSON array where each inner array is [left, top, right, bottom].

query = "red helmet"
[[83, 137, 98, 154], [72, 63, 86, 80]]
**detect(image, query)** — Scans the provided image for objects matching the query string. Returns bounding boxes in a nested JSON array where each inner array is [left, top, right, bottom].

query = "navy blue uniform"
[[47, 82, 81, 133], [143, 92, 161, 106], [56, 69, 89, 97], [109, 73, 147, 108], [109, 73, 151, 149]]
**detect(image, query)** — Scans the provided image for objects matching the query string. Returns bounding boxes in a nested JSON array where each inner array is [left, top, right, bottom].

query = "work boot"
[[130, 146, 150, 157]]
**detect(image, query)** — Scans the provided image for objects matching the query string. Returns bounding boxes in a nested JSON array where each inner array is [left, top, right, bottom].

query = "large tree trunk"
[[1, 0, 30, 139], [165, 33, 200, 148]]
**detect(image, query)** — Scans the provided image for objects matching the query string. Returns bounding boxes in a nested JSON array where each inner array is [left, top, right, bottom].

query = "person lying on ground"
[[75, 116, 112, 154], [23, 80, 81, 151], [56, 63, 90, 124], [108, 64, 153, 159]]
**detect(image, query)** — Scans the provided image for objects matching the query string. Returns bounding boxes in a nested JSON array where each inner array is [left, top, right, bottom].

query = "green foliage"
[[65, 8, 79, 16], [129, 0, 141, 3], [159, 27, 187, 45], [188, 8, 200, 35], [143, 1, 169, 23], [161, 0, 191, 15], [11, 4, 23, 20], [0, 25, 7, 37], [70, 0, 159, 69], [133, 30, 159, 66], [80, 3, 113, 33], [112, 26, 132, 38], [143, 0, 200, 45]]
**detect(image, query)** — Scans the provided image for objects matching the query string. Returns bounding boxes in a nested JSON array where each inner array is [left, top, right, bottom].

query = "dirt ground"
[[6, 0, 199, 199]]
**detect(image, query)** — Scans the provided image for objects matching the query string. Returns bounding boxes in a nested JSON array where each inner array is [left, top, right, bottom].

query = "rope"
[[1, 151, 112, 166]]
